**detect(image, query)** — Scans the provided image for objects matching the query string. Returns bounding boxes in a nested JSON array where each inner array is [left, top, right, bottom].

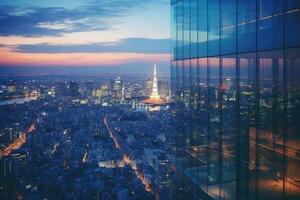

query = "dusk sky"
[[0, 0, 170, 74]]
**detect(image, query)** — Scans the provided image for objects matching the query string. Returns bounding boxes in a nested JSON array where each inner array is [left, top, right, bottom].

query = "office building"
[[112, 77, 123, 105], [69, 81, 80, 97], [7, 81, 17, 93], [171, 0, 300, 199], [55, 82, 68, 97]]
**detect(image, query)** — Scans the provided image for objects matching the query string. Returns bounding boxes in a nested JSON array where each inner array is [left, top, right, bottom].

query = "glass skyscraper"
[[170, 0, 300, 199]]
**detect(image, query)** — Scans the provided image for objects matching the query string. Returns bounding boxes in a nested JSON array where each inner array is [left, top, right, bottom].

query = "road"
[[0, 122, 36, 157], [103, 115, 153, 193]]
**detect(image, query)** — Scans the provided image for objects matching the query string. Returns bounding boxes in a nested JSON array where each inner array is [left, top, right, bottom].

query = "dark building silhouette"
[[171, 0, 300, 199], [69, 81, 80, 97], [156, 154, 173, 200], [55, 82, 68, 97], [55, 81, 79, 97]]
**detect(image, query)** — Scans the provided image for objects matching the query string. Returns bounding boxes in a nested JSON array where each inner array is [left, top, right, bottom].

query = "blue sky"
[[0, 0, 170, 74]]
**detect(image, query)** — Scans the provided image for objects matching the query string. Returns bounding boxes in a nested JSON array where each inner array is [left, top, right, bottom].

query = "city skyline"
[[1, 1, 299, 200]]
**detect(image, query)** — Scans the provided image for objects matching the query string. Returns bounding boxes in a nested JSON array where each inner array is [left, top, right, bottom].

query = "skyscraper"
[[55, 82, 67, 97], [171, 0, 300, 199], [112, 76, 123, 105], [69, 81, 80, 97], [7, 81, 17, 94]]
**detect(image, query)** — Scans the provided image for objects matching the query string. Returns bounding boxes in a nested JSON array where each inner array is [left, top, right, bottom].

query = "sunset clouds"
[[0, 0, 170, 74]]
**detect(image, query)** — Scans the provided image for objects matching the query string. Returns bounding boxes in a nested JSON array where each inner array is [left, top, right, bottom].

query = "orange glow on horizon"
[[0, 47, 170, 67]]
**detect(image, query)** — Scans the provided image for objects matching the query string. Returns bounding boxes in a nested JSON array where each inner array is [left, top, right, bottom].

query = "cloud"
[[0, 0, 168, 36], [0, 6, 110, 36], [13, 38, 170, 54]]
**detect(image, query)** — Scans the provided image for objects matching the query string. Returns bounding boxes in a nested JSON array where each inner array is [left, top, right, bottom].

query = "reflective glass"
[[177, 1, 183, 60], [258, 0, 284, 50], [256, 50, 284, 200], [183, 59, 191, 106], [221, 0, 236, 54], [220, 55, 237, 200], [191, 59, 198, 109], [198, 0, 208, 57], [171, 2, 177, 60], [238, 0, 257, 53], [171, 61, 177, 100], [198, 58, 208, 110], [191, 0, 198, 58], [285, 48, 300, 199], [183, 0, 191, 59], [238, 53, 256, 200], [208, 0, 220, 56], [285, 0, 300, 47]]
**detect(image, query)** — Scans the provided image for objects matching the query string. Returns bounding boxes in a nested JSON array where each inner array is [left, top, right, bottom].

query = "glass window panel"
[[238, 53, 256, 200], [171, 2, 177, 60], [198, 0, 208, 57], [287, 0, 300, 10], [191, 0, 198, 58], [221, 0, 237, 54], [257, 50, 284, 200], [183, 0, 191, 59], [208, 56, 220, 142], [198, 58, 208, 110], [258, 0, 284, 50], [207, 57, 221, 196], [171, 61, 177, 100], [285, 0, 300, 47], [191, 59, 198, 109], [177, 60, 184, 100], [238, 0, 257, 53], [285, 48, 300, 199], [191, 58, 198, 87], [220, 55, 237, 200], [183, 59, 191, 107], [208, 0, 220, 56], [177, 1, 184, 60]]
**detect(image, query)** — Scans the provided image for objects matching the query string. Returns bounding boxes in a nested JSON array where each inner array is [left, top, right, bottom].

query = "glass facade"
[[171, 0, 300, 199]]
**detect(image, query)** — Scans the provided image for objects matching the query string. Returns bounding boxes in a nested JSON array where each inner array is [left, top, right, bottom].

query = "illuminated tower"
[[150, 64, 159, 99], [143, 64, 165, 108]]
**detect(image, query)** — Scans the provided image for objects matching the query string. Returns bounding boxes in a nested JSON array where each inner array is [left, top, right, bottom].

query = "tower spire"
[[150, 64, 159, 99]]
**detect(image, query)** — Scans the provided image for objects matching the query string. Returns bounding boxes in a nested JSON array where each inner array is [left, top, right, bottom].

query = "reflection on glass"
[[208, 0, 220, 56], [221, 0, 236, 54], [171, 0, 300, 199], [238, 0, 256, 53], [258, 0, 283, 50], [198, 0, 208, 57]]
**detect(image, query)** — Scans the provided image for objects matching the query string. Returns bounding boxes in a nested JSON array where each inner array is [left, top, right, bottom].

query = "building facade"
[[170, 0, 300, 199]]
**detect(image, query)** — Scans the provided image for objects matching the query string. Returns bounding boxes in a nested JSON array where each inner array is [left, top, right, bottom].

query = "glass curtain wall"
[[171, 0, 300, 199]]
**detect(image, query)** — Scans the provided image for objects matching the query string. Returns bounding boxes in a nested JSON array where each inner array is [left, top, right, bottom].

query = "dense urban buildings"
[[0, 73, 175, 200], [171, 0, 300, 199]]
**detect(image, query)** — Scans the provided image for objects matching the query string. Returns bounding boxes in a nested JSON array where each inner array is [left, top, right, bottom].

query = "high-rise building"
[[7, 81, 17, 93], [55, 81, 79, 97], [171, 0, 300, 199], [69, 81, 80, 97], [84, 81, 95, 97], [156, 154, 173, 200], [112, 76, 123, 104], [55, 82, 67, 97]]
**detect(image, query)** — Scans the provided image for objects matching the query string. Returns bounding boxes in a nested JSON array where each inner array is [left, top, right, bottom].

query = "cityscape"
[[1, 0, 300, 200]]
